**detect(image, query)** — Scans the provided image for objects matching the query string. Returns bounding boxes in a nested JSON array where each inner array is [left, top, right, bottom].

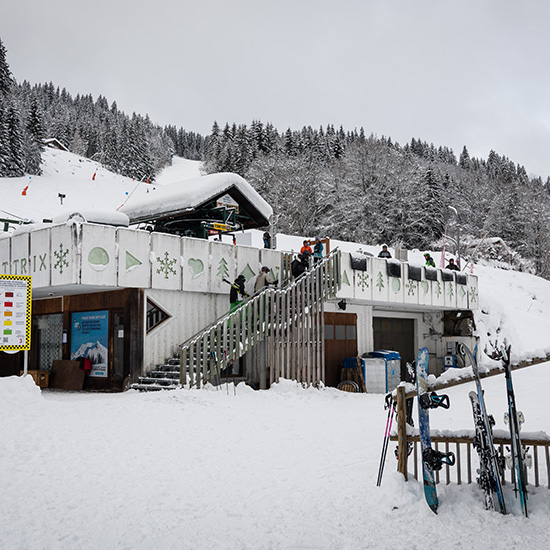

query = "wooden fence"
[[391, 386, 550, 488]]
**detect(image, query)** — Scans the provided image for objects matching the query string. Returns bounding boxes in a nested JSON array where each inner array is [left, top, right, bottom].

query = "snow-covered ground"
[[2, 151, 550, 549], [1, 368, 550, 550]]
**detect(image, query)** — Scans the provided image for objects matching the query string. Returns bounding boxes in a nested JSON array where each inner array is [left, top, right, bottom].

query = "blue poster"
[[70, 310, 109, 378]]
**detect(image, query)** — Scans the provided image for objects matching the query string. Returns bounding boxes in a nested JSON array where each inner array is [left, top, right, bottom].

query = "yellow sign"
[[212, 223, 228, 232], [0, 275, 32, 351]]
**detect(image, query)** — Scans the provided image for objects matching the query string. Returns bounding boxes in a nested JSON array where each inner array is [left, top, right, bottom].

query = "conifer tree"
[[24, 97, 45, 174], [5, 104, 25, 176], [0, 38, 13, 99]]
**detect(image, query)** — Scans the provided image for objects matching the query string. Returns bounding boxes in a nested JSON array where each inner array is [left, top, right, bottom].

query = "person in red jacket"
[[300, 240, 313, 255]]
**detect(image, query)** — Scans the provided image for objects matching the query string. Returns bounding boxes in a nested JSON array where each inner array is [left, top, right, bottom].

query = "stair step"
[[146, 371, 180, 379], [155, 364, 181, 372], [131, 383, 178, 392], [137, 377, 180, 386]]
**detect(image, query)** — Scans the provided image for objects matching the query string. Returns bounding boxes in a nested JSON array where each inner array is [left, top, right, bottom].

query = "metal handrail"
[[179, 248, 341, 388]]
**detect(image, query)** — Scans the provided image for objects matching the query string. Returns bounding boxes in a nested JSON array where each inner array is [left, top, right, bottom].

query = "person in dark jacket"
[[291, 254, 308, 279], [378, 245, 391, 258], [229, 275, 248, 311], [445, 258, 460, 271], [313, 237, 324, 263], [263, 232, 271, 249]]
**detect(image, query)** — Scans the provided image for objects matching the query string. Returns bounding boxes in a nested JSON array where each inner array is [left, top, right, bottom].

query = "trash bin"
[[363, 350, 401, 393]]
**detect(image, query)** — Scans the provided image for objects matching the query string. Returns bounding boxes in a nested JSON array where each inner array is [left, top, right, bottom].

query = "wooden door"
[[324, 312, 357, 387]]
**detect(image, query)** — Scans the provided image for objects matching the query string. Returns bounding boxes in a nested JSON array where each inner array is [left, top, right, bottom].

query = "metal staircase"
[[132, 249, 341, 391]]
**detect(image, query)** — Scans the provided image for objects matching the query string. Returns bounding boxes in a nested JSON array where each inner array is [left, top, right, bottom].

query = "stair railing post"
[[180, 347, 187, 387], [396, 385, 408, 480]]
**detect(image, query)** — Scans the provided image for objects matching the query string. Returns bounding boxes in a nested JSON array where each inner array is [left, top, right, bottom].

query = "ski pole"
[[377, 395, 396, 486]]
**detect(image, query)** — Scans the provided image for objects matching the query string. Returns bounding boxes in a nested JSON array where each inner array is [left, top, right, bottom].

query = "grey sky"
[[3, 0, 550, 178]]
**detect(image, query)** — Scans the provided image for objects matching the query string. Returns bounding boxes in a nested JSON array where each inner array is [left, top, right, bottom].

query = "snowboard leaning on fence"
[[464, 344, 507, 514], [416, 347, 454, 514], [502, 344, 529, 517]]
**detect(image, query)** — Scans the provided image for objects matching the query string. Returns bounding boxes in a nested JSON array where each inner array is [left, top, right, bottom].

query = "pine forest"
[[2, 38, 550, 279]]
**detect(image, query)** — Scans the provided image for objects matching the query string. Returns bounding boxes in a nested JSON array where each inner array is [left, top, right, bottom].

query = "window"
[[146, 299, 170, 332]]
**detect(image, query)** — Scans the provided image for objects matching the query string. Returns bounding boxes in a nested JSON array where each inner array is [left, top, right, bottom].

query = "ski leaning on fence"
[[416, 347, 455, 514], [501, 344, 529, 517], [463, 344, 507, 514]]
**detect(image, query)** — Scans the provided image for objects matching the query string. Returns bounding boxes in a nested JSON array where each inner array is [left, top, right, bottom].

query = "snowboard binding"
[[419, 391, 450, 410], [423, 447, 456, 471]]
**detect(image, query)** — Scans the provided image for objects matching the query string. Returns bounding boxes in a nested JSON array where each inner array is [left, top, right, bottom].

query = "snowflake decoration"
[[156, 251, 177, 279], [53, 243, 69, 274], [357, 272, 369, 291], [459, 286, 467, 299], [407, 279, 416, 296], [434, 281, 442, 297], [470, 286, 478, 303]]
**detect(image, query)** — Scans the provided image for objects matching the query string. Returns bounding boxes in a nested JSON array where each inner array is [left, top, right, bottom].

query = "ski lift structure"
[[119, 172, 273, 240]]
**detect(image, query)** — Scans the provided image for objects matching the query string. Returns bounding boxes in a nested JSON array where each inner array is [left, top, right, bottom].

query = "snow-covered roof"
[[120, 172, 273, 226], [52, 209, 129, 226]]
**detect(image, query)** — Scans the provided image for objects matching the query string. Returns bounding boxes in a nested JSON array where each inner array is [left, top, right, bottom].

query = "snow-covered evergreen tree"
[[24, 97, 45, 174], [5, 104, 25, 176]]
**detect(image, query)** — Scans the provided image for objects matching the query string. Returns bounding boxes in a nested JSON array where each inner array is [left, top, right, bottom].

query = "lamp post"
[[448, 206, 461, 269]]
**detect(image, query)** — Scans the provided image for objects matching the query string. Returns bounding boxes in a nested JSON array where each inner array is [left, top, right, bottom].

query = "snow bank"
[[0, 375, 43, 409]]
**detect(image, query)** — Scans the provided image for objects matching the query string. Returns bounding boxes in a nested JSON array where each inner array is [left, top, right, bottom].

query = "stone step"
[[137, 377, 180, 387], [155, 364, 181, 372], [131, 383, 178, 392], [146, 371, 180, 379]]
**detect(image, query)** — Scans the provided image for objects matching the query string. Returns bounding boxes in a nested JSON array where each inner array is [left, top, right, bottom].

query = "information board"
[[0, 274, 32, 351], [70, 310, 109, 378]]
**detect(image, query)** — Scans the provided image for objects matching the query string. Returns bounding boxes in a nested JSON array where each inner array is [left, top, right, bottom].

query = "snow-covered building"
[[0, 172, 478, 391]]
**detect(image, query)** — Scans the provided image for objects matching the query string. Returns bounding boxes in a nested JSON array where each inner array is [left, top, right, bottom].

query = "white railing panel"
[[210, 240, 237, 294], [150, 233, 182, 290], [80, 223, 118, 287], [182, 236, 212, 292], [10, 233, 30, 276], [116, 228, 151, 288], [50, 224, 80, 287], [29, 228, 51, 288], [0, 236, 10, 275]]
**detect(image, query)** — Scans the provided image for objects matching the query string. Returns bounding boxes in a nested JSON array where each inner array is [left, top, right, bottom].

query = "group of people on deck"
[[229, 237, 461, 311], [378, 245, 459, 271], [228, 236, 326, 310]]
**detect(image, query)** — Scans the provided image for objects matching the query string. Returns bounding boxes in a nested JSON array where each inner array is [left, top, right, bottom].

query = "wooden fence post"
[[396, 385, 408, 480]]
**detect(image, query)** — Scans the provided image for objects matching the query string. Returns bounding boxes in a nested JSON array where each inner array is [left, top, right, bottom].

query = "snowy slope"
[[0, 148, 202, 228]]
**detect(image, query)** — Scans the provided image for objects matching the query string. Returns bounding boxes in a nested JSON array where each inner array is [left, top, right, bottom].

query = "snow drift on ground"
[[2, 371, 550, 550], [2, 150, 550, 549]]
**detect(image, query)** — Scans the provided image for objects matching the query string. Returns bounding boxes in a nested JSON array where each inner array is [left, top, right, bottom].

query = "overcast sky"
[[2, 0, 550, 178]]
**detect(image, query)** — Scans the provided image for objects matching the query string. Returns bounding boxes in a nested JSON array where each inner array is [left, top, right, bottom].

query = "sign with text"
[[0, 275, 32, 351], [216, 193, 239, 213], [70, 310, 109, 377]]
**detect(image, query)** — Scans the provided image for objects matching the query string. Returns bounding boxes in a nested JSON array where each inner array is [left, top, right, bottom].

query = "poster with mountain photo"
[[70, 310, 109, 377]]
